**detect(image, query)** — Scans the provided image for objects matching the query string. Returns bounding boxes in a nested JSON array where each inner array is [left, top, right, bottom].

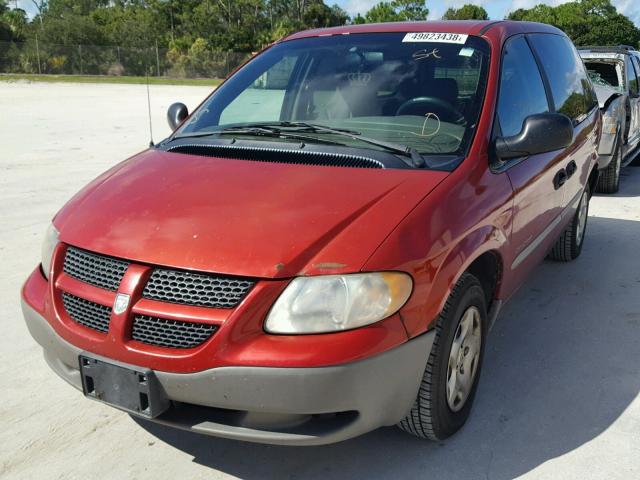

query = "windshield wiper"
[[251, 121, 362, 136], [275, 122, 426, 168], [221, 121, 425, 168], [168, 126, 346, 147]]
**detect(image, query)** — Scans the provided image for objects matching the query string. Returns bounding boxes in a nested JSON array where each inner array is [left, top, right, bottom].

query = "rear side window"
[[529, 34, 597, 123], [497, 36, 549, 137]]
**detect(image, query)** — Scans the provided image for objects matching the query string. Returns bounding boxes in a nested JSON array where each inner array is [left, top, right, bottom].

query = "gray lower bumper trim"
[[22, 300, 435, 445]]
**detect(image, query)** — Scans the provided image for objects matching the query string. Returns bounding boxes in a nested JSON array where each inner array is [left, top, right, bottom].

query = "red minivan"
[[22, 21, 601, 445]]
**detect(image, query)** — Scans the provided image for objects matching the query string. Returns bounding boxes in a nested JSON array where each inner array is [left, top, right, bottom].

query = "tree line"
[[441, 0, 640, 46], [1, 0, 638, 78], [507, 0, 640, 47], [0, 1, 431, 50]]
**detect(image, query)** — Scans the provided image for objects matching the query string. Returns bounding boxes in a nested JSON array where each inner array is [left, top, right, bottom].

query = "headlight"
[[602, 114, 619, 135], [265, 272, 413, 334], [602, 101, 621, 134], [41, 224, 60, 280]]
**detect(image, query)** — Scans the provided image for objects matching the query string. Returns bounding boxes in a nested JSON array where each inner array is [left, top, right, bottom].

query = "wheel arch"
[[465, 250, 502, 311]]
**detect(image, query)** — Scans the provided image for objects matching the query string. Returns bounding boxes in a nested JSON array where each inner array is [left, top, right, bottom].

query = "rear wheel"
[[549, 184, 590, 262], [596, 138, 622, 194], [398, 273, 487, 440]]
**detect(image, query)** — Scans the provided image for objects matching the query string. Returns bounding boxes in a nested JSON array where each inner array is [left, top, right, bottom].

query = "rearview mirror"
[[494, 113, 574, 161], [167, 102, 189, 131]]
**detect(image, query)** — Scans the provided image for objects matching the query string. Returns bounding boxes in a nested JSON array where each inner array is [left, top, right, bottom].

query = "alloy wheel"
[[446, 306, 482, 412]]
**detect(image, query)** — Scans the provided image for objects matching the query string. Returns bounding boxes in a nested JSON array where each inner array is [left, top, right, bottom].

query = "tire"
[[596, 137, 622, 194], [549, 184, 590, 262], [398, 273, 487, 441]]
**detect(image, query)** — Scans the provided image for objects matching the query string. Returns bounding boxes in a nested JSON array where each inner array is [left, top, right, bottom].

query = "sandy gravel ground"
[[1, 81, 640, 480]]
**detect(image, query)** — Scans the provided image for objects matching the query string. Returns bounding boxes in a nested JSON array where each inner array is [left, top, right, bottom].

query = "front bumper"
[[23, 300, 434, 445]]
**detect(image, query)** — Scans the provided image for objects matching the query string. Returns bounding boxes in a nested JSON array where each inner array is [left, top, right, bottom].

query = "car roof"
[[580, 51, 626, 61], [282, 20, 564, 42], [578, 45, 637, 55]]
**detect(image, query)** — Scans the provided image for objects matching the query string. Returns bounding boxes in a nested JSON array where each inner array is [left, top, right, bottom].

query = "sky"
[[335, 0, 640, 26], [12, 0, 640, 27]]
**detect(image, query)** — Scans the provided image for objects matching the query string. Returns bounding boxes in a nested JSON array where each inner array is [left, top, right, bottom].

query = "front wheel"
[[398, 273, 487, 440], [549, 184, 590, 262]]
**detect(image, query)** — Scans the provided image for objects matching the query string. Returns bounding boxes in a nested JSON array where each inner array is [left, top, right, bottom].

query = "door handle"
[[553, 169, 568, 190], [565, 160, 577, 178]]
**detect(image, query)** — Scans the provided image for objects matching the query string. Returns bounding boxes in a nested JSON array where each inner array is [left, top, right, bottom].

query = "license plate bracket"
[[79, 354, 169, 418]]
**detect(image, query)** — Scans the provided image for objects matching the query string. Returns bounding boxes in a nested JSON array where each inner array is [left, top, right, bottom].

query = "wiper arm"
[[168, 125, 283, 141], [268, 121, 362, 135], [168, 122, 340, 140], [219, 128, 347, 146]]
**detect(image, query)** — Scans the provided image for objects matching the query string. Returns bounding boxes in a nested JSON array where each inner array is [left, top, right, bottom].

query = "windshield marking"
[[402, 32, 468, 44], [412, 48, 442, 61], [412, 113, 441, 137]]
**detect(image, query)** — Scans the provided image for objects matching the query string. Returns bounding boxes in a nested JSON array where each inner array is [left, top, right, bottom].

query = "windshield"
[[176, 32, 491, 169]]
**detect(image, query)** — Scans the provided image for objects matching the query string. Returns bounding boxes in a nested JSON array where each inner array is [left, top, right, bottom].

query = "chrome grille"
[[62, 293, 111, 333], [142, 268, 254, 308], [63, 246, 129, 291], [132, 315, 217, 349]]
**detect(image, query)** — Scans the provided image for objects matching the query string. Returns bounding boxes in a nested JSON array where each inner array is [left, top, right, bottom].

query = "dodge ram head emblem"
[[113, 293, 130, 315]]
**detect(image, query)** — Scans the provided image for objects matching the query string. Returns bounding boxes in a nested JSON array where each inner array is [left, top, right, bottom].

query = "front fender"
[[598, 95, 624, 160], [382, 224, 508, 338], [362, 166, 513, 338]]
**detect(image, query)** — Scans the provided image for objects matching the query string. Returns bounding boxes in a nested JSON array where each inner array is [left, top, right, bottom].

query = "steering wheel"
[[396, 96, 466, 125]]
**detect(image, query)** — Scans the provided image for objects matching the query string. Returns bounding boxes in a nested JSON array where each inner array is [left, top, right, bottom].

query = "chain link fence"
[[0, 40, 252, 79]]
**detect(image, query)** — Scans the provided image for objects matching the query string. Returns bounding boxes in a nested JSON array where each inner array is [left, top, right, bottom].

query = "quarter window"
[[528, 34, 597, 123], [497, 36, 549, 137]]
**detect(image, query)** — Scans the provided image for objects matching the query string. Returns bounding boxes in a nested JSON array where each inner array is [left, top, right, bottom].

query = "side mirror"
[[167, 102, 189, 131], [494, 113, 574, 161]]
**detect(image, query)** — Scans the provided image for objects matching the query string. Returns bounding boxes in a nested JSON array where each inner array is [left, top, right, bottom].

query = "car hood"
[[55, 149, 448, 278]]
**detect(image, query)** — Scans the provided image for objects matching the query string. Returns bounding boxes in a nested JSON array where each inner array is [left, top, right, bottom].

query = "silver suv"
[[579, 45, 640, 193]]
